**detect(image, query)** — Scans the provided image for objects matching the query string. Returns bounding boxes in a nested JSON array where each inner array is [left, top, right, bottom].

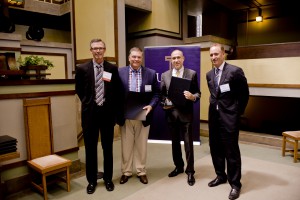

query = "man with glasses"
[[75, 38, 122, 194]]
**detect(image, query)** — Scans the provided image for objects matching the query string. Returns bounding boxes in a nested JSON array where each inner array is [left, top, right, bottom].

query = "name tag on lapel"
[[103, 71, 112, 82], [220, 83, 230, 93]]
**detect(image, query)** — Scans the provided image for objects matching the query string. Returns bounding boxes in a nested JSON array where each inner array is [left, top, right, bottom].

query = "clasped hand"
[[184, 91, 195, 101]]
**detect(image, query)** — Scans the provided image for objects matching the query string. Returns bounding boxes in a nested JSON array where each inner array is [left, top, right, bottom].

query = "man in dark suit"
[[75, 38, 122, 194], [161, 49, 200, 186], [118, 47, 160, 185], [206, 43, 249, 200]]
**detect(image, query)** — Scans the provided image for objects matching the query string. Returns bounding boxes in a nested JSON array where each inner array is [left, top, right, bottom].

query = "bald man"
[[161, 49, 200, 186]]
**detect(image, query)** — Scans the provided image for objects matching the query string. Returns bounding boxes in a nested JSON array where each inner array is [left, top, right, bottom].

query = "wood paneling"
[[0, 90, 75, 100], [248, 83, 300, 89], [234, 42, 300, 59]]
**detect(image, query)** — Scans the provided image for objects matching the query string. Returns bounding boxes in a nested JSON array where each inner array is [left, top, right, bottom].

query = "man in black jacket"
[[161, 49, 200, 186], [75, 38, 122, 194], [206, 43, 249, 200]]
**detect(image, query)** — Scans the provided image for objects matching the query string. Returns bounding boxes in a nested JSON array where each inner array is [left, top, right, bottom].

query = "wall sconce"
[[256, 8, 263, 22]]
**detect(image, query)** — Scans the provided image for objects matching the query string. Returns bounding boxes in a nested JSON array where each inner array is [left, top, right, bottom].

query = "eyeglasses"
[[91, 47, 106, 51]]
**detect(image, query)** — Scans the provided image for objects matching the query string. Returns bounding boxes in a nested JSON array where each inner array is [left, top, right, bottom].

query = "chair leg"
[[282, 136, 286, 157], [294, 140, 298, 163], [42, 175, 48, 200], [66, 167, 70, 192]]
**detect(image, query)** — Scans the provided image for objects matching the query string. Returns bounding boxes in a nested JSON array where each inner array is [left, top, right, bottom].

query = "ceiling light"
[[256, 8, 263, 22]]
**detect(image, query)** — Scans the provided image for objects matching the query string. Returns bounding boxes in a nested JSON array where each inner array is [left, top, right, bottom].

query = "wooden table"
[[0, 152, 20, 162]]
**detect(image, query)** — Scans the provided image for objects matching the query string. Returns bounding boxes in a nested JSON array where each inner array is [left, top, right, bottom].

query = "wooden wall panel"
[[73, 0, 118, 63], [234, 42, 300, 59]]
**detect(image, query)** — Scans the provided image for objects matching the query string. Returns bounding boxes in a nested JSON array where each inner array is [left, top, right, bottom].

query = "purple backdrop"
[[144, 46, 201, 142]]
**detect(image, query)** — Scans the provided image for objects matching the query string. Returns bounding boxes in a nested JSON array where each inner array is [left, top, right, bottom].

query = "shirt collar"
[[172, 66, 184, 74], [93, 61, 103, 68], [130, 66, 141, 72], [215, 62, 225, 71]]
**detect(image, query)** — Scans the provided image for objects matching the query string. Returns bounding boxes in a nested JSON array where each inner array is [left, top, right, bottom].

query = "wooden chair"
[[282, 131, 300, 163], [23, 97, 71, 200]]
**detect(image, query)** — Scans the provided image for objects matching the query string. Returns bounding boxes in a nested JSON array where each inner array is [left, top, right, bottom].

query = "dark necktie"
[[214, 68, 220, 92], [95, 65, 104, 106]]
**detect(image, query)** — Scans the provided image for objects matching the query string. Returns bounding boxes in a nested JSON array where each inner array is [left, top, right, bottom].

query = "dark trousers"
[[83, 105, 114, 184], [168, 121, 194, 174], [208, 110, 242, 189]]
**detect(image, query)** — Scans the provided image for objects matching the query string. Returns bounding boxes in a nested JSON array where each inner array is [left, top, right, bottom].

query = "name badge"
[[145, 85, 152, 92], [103, 71, 112, 82], [220, 83, 230, 93]]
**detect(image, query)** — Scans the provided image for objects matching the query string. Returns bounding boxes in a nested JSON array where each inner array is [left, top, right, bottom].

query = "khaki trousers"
[[120, 119, 150, 176]]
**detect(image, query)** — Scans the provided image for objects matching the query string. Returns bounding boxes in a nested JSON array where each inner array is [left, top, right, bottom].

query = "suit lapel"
[[123, 66, 130, 92], [183, 69, 187, 79], [209, 69, 218, 96], [183, 68, 193, 79], [88, 61, 96, 88], [219, 62, 228, 86], [214, 63, 229, 97], [166, 70, 172, 88], [102, 61, 108, 91], [140, 66, 146, 92]]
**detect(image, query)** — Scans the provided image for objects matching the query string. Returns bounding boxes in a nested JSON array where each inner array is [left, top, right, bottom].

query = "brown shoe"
[[138, 175, 148, 184], [120, 175, 132, 184]]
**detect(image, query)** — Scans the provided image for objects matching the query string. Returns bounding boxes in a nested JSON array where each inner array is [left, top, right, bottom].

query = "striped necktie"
[[214, 68, 220, 92], [95, 65, 104, 106]]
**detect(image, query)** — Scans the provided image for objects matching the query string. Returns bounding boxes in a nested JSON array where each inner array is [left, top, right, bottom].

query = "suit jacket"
[[161, 68, 200, 122], [75, 60, 122, 130], [206, 62, 249, 132], [118, 66, 160, 127]]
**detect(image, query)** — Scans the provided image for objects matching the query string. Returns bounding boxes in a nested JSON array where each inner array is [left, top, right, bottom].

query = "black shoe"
[[229, 188, 240, 200], [168, 168, 184, 177], [104, 180, 115, 191], [187, 173, 195, 186], [97, 171, 104, 179], [86, 183, 97, 194], [138, 175, 148, 184], [120, 175, 132, 184], [208, 177, 227, 187]]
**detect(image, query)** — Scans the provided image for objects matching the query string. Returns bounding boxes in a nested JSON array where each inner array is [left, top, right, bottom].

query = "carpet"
[[122, 155, 300, 200], [6, 142, 299, 200]]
